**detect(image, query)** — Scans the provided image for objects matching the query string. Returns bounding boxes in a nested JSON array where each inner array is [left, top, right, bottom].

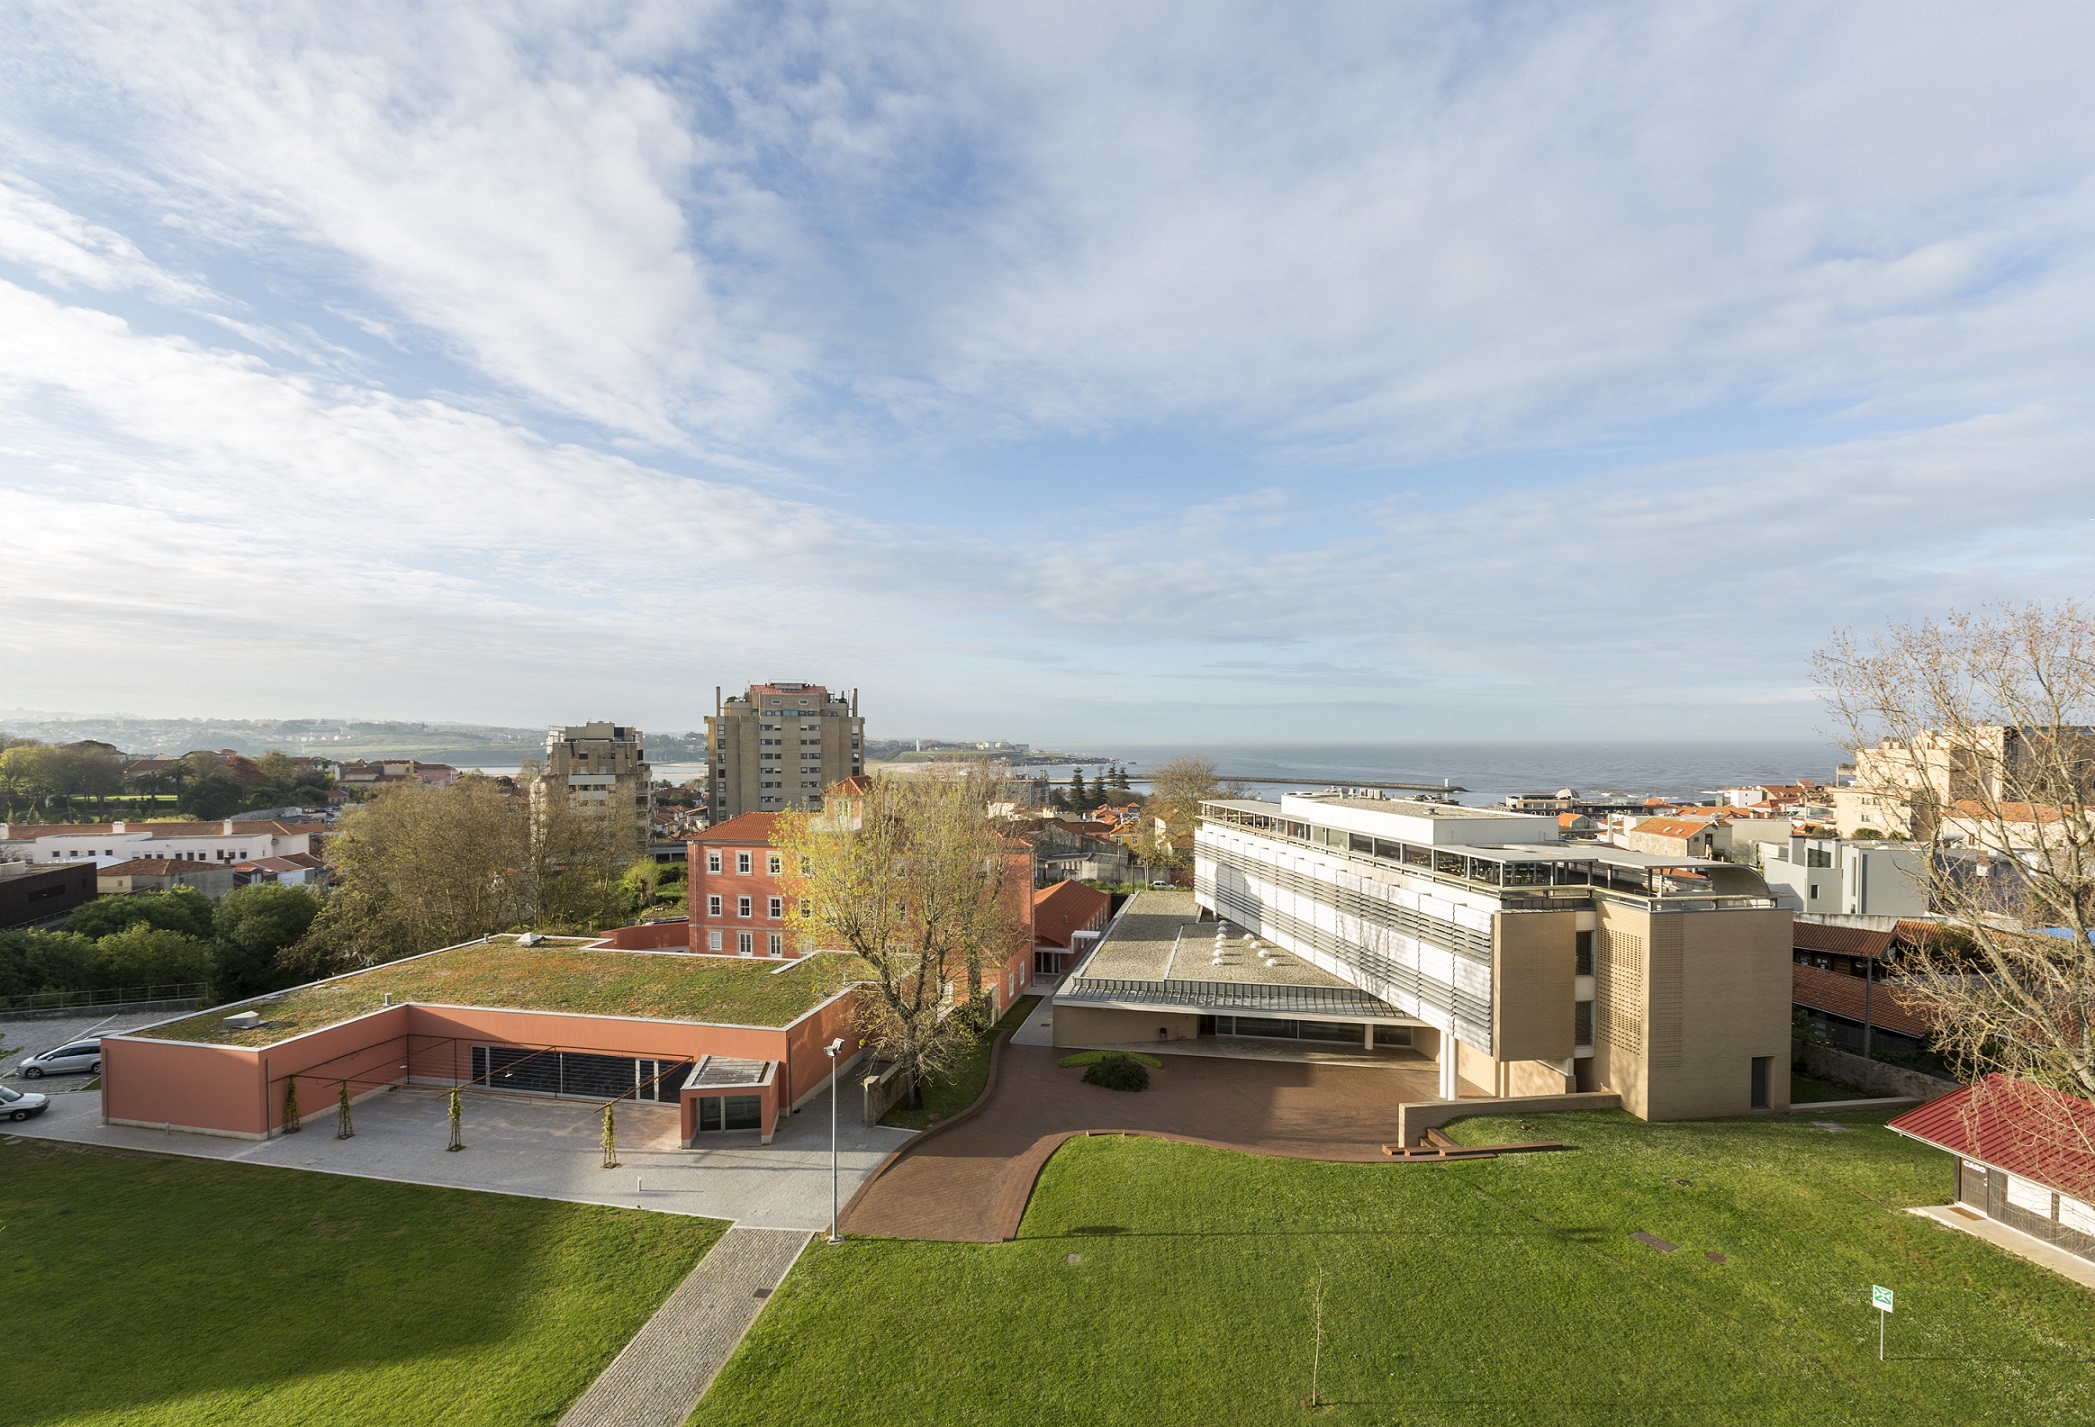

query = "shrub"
[[67, 886, 216, 942], [1058, 1050, 1162, 1069], [1082, 1052, 1150, 1092]]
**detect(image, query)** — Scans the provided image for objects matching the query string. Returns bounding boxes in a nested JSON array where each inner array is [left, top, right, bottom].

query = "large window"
[[696, 1095, 763, 1131]]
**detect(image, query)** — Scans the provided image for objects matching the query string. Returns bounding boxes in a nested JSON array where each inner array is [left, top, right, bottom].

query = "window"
[[737, 896, 752, 918], [768, 896, 783, 919], [707, 929, 723, 951], [737, 851, 752, 874], [1574, 931, 1594, 976], [707, 895, 722, 917], [1574, 1001, 1594, 1047], [1750, 1056, 1771, 1110], [737, 931, 754, 955], [706, 851, 721, 873], [767, 932, 784, 956], [767, 853, 782, 875]]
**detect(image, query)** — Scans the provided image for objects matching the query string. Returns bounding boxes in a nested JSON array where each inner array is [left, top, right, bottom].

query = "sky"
[[2, 2, 2093, 744]]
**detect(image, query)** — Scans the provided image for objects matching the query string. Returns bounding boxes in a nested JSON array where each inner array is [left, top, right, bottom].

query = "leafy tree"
[[0, 929, 96, 998], [1047, 787, 1069, 810], [1068, 769, 1087, 809], [211, 883, 322, 1001], [90, 924, 211, 988], [179, 771, 248, 819], [1110, 764, 1132, 794], [66, 886, 215, 942], [776, 768, 1024, 1106]]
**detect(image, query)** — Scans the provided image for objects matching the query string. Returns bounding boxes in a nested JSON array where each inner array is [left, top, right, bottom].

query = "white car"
[[16, 1039, 100, 1078], [0, 1084, 50, 1121]]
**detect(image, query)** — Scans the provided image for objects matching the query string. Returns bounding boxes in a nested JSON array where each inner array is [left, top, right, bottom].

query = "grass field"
[[693, 1108, 2095, 1426], [0, 1140, 723, 1426], [881, 994, 1041, 1131]]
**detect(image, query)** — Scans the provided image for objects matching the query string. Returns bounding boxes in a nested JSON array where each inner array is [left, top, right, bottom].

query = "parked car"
[[0, 1084, 50, 1121], [17, 1039, 100, 1078]]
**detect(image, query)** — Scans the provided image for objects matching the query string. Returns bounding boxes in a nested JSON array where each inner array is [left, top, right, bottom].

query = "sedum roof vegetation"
[[137, 936, 871, 1047]]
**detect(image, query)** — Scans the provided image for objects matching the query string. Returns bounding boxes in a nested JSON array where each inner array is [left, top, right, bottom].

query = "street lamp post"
[[824, 1037, 846, 1244]]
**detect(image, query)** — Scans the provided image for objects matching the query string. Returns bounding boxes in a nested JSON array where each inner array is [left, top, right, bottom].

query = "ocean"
[[469, 743, 1840, 809]]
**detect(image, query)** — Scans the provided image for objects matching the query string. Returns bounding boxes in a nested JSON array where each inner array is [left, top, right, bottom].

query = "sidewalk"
[[1908, 1205, 2095, 1291], [558, 1225, 809, 1427]]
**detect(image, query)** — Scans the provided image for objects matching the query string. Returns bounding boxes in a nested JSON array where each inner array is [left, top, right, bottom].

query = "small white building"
[[1756, 836, 1929, 918], [0, 819, 324, 870]]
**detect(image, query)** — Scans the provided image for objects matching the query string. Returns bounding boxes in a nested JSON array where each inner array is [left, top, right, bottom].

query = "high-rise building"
[[537, 723, 652, 848], [706, 683, 862, 823]]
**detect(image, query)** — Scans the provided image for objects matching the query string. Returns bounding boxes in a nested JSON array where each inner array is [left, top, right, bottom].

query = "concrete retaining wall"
[[1397, 1091, 1623, 1147], [1794, 1040, 1958, 1101], [861, 1060, 912, 1126]]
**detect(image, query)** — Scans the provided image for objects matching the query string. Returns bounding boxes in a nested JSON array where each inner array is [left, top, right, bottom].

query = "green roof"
[[136, 937, 869, 1047]]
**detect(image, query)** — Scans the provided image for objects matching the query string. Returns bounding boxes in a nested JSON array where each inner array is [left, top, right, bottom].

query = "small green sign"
[[1871, 1285, 1894, 1314]]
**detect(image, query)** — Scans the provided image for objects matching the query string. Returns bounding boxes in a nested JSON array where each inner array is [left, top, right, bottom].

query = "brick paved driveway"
[[841, 1043, 1441, 1242]]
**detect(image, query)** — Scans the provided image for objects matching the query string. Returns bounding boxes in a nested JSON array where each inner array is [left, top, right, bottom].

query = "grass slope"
[[0, 1140, 723, 1426], [694, 1109, 2095, 1426], [881, 995, 1041, 1131]]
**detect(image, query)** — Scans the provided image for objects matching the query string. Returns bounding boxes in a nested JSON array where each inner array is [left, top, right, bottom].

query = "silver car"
[[17, 1039, 100, 1078], [0, 1084, 50, 1121]]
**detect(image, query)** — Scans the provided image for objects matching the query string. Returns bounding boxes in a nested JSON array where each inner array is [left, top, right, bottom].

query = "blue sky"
[[2, 2, 2093, 743]]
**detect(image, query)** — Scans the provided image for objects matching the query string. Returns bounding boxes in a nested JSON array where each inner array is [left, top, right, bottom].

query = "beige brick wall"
[[1493, 909, 1575, 1062], [1050, 1005, 1200, 1047]]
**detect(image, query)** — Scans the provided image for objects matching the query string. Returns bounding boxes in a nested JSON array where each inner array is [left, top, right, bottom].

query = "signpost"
[[1871, 1285, 1894, 1361]]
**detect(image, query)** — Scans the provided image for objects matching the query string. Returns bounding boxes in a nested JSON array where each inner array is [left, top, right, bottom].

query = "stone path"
[[842, 1042, 1446, 1242], [559, 1225, 809, 1427]]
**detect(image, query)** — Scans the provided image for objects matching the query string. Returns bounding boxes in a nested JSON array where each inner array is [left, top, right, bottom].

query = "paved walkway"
[[6, 1082, 909, 1231], [1908, 1205, 2095, 1291], [559, 1225, 809, 1427], [841, 1042, 1448, 1242]]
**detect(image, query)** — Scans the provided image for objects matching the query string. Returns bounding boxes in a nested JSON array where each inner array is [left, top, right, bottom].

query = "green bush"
[[66, 886, 215, 941], [1081, 1052, 1149, 1092]]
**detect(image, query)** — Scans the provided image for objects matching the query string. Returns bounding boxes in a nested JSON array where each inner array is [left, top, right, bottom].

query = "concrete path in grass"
[[559, 1225, 809, 1427], [841, 1042, 1452, 1243]]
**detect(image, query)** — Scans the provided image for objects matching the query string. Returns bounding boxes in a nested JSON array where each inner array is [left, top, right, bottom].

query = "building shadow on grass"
[[0, 1140, 715, 1424]]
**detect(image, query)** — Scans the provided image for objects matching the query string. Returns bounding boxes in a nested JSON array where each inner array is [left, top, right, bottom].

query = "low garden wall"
[[1793, 1041, 1958, 1102], [861, 1059, 912, 1126], [1398, 1091, 1622, 1147]]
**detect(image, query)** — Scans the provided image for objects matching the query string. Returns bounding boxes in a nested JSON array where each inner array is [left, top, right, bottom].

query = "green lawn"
[[881, 995, 1042, 1131], [693, 1109, 2095, 1426], [0, 1140, 723, 1426]]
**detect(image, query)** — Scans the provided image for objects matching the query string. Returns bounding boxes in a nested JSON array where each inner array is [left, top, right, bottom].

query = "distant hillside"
[[0, 712, 708, 765]]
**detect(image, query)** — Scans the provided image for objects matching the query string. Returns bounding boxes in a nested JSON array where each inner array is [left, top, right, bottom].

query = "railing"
[[0, 983, 205, 1014]]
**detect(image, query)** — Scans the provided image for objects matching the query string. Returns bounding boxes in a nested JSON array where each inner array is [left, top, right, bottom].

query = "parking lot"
[[0, 1011, 150, 1081]]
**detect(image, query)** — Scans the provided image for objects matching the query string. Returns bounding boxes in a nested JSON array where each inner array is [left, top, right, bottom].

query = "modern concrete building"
[[1052, 793, 1794, 1121], [536, 723, 652, 849], [0, 860, 97, 927], [1756, 835, 1931, 917], [706, 683, 862, 822]]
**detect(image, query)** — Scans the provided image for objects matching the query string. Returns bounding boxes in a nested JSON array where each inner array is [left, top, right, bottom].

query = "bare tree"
[[774, 769, 1023, 1107], [1141, 755, 1244, 870], [1816, 603, 2095, 1100]]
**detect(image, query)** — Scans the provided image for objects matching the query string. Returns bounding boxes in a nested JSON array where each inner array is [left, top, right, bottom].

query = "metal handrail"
[[0, 982, 206, 1013]]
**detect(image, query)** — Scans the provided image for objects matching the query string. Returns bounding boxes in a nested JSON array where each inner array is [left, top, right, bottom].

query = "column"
[[1440, 1034, 1459, 1099]]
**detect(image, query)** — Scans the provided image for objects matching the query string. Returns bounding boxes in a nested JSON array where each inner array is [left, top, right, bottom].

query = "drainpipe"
[[1862, 959, 1874, 1062]]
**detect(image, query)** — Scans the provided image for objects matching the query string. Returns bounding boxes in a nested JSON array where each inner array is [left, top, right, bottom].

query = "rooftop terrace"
[[1059, 890, 1401, 1020], [135, 935, 870, 1047]]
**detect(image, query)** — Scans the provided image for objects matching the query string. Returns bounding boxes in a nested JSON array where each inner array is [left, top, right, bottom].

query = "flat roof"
[[1202, 799, 1731, 869], [133, 935, 869, 1047], [1076, 890, 1361, 991]]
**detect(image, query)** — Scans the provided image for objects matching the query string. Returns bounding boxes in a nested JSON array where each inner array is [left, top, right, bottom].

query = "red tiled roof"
[[1032, 880, 1111, 947], [1888, 1073, 2095, 1201], [0, 819, 321, 839], [1794, 922, 1896, 959], [1791, 964, 1933, 1039], [1950, 800, 2066, 824], [1631, 817, 1718, 839], [692, 812, 782, 844], [98, 858, 229, 876]]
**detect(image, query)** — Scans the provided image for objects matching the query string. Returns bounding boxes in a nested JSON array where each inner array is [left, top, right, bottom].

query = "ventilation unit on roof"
[[222, 1010, 262, 1030]]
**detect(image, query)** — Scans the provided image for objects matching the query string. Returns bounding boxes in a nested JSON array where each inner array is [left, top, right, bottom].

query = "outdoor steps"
[[1381, 1128, 1566, 1161]]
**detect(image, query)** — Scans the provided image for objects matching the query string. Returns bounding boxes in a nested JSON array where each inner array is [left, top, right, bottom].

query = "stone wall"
[[1793, 1040, 1958, 1101], [860, 1060, 912, 1126]]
